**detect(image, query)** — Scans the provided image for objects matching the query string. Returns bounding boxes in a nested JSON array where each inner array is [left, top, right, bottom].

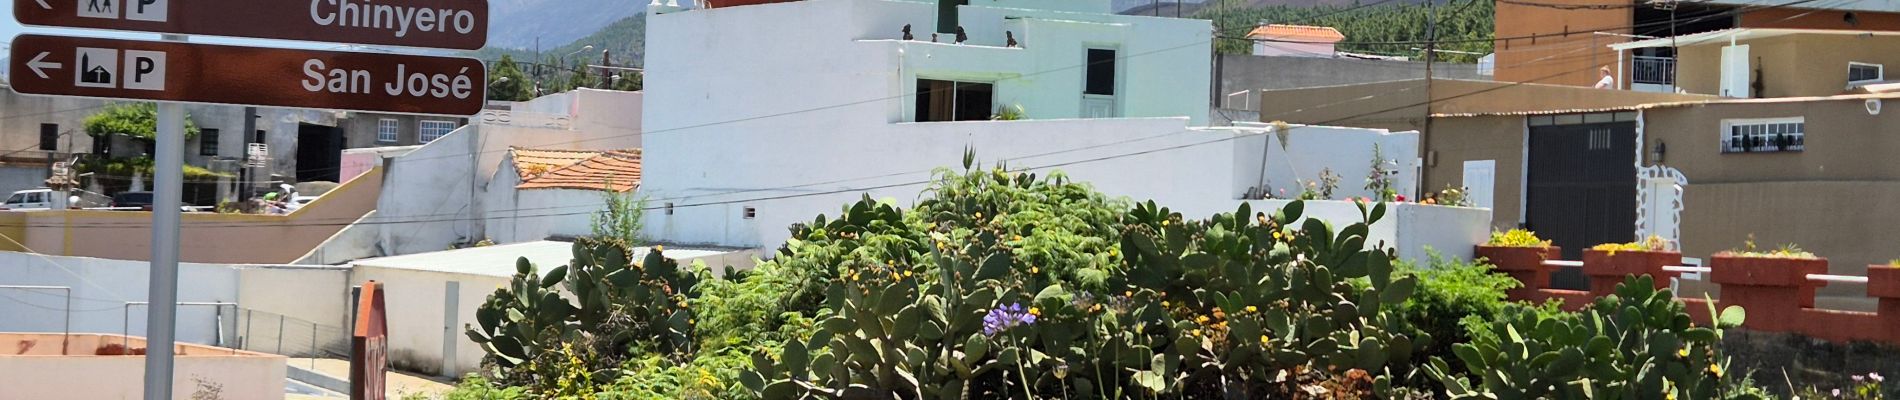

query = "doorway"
[[1525, 113, 1639, 289], [296, 124, 343, 183]]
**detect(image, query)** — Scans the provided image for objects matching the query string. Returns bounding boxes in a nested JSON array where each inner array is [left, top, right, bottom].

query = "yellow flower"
[[1029, 307, 1041, 316], [1196, 315, 1211, 324], [1707, 363, 1723, 378], [891, 272, 902, 281], [1090, 304, 1103, 313], [1245, 306, 1258, 313], [903, 270, 914, 277], [1677, 347, 1689, 358], [654, 245, 664, 252], [1259, 335, 1271, 345], [1124, 291, 1133, 298], [1189, 329, 1201, 337], [677, 301, 688, 308], [1162, 220, 1171, 226], [1161, 301, 1171, 308], [1013, 235, 1024, 241], [1031, 267, 1040, 274], [851, 273, 862, 282], [1272, 231, 1283, 240]]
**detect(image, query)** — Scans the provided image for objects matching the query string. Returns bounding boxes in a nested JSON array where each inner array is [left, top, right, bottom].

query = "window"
[[39, 124, 58, 151], [1085, 48, 1117, 96], [914, 79, 994, 122], [419, 120, 457, 142], [376, 119, 399, 143], [1721, 118, 1804, 153], [1850, 62, 1884, 85], [743, 206, 757, 219], [199, 129, 219, 156]]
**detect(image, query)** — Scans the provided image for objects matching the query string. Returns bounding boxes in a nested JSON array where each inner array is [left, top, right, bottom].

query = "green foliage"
[[83, 103, 200, 139], [488, 55, 535, 101], [1426, 276, 1761, 399], [1391, 249, 1519, 380], [741, 152, 1420, 399], [1724, 234, 1818, 259], [1199, 0, 1495, 62], [590, 192, 647, 246], [992, 104, 1026, 121], [1486, 229, 1551, 248], [74, 156, 233, 181], [1299, 168, 1341, 201], [569, 63, 599, 90], [465, 240, 702, 393], [441, 376, 529, 400], [1365, 143, 1398, 202]]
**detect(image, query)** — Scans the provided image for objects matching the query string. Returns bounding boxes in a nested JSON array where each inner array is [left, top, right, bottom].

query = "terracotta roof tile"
[[1247, 24, 1345, 43], [517, 149, 642, 192], [510, 148, 601, 181]]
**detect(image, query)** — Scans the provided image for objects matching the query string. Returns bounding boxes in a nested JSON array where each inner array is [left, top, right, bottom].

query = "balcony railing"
[[1632, 56, 1675, 86]]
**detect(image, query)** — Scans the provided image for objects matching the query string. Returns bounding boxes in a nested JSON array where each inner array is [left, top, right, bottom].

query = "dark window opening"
[[915, 79, 994, 122], [39, 124, 58, 151], [1085, 48, 1116, 96], [665, 202, 675, 215], [200, 129, 220, 156], [743, 206, 757, 219]]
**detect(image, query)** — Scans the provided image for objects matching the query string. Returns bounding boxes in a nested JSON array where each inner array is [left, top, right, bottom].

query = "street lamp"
[[561, 45, 596, 69]]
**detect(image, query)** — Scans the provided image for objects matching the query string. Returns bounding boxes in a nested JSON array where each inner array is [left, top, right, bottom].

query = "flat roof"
[[1611, 28, 1900, 50], [350, 240, 737, 278], [1432, 92, 1900, 117]]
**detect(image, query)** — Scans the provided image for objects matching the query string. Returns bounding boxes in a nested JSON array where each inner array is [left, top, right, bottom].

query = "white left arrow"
[[26, 52, 62, 80], [33, 0, 50, 10]]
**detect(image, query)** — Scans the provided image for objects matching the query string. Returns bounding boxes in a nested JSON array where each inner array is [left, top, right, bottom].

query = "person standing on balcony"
[[1594, 66, 1616, 89]]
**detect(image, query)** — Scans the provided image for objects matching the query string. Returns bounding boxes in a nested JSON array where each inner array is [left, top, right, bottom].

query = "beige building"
[[1612, 29, 1900, 98]]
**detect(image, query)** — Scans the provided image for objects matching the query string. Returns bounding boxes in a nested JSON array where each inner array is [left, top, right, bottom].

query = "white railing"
[[1632, 56, 1676, 86]]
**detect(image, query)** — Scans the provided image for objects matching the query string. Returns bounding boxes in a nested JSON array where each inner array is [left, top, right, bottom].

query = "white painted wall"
[[350, 265, 503, 376], [1237, 200, 1491, 264], [0, 334, 286, 400], [483, 162, 609, 244], [374, 91, 643, 256], [1227, 124, 1420, 201], [0, 251, 349, 349]]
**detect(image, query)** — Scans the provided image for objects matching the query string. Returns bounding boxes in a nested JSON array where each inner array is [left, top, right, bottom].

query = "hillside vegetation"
[[1197, 0, 1494, 63]]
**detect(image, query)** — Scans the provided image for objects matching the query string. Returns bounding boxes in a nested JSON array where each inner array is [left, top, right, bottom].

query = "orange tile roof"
[[510, 148, 602, 181], [516, 149, 642, 192], [1247, 24, 1345, 43]]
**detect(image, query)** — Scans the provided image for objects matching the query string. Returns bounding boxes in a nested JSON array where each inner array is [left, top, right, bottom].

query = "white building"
[[640, 0, 1454, 251], [1247, 24, 1344, 58]]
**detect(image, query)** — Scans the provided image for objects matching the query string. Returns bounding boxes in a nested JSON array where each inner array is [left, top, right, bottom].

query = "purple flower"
[[982, 303, 1036, 336]]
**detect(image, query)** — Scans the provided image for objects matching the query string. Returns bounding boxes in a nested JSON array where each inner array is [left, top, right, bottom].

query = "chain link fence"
[[233, 308, 352, 361]]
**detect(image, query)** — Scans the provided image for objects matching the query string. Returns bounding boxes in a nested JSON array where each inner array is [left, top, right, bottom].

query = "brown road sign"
[[17, 0, 488, 50], [9, 34, 487, 115]]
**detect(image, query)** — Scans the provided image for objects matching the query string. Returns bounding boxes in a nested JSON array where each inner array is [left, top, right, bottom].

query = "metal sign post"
[[140, 33, 185, 400]]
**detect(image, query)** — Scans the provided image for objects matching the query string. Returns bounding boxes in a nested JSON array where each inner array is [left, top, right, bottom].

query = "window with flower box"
[[1720, 117, 1803, 153]]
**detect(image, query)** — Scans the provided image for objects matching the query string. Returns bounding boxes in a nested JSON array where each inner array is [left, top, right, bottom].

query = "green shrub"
[[1391, 249, 1519, 381], [1427, 276, 1762, 399]]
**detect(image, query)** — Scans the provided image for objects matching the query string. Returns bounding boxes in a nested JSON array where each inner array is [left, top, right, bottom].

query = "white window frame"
[[376, 118, 400, 143], [418, 120, 457, 143], [1719, 117, 1804, 154], [1849, 61, 1885, 87]]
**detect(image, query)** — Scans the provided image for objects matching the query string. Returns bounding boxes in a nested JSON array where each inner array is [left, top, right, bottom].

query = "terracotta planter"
[[1476, 245, 1561, 297], [1710, 255, 1829, 330], [1582, 249, 1681, 296], [1869, 265, 1900, 299]]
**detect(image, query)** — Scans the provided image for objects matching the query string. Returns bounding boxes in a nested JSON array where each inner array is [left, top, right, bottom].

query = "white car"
[[1, 189, 64, 210]]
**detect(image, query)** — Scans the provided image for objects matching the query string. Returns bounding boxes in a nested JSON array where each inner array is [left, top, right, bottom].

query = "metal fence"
[[1632, 56, 1677, 85], [233, 308, 352, 362]]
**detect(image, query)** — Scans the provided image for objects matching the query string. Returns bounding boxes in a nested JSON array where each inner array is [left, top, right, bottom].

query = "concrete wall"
[[1237, 199, 1491, 264], [339, 112, 466, 148], [0, 88, 102, 164], [349, 265, 501, 376], [0, 333, 285, 400], [1228, 124, 1420, 201], [182, 106, 336, 180], [1217, 55, 1486, 103], [0, 252, 240, 345], [374, 123, 641, 256], [1676, 34, 1900, 98], [6, 167, 381, 264], [1424, 115, 1531, 230], [483, 161, 609, 244], [1257, 79, 1713, 134]]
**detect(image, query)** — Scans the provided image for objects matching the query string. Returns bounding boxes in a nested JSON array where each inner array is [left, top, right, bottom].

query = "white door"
[[1462, 160, 1496, 209], [1720, 44, 1751, 98], [1641, 176, 1683, 245]]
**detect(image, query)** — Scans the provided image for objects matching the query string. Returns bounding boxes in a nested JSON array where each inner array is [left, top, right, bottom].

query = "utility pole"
[[1420, 0, 1437, 197]]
